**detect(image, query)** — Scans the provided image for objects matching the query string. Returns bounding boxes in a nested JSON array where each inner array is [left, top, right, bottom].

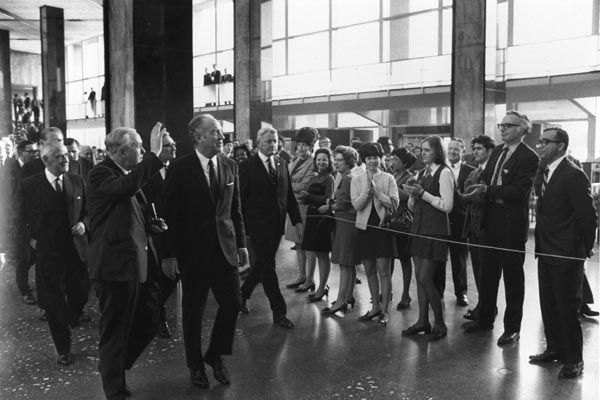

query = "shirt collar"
[[18, 158, 25, 167], [503, 140, 521, 153], [547, 154, 567, 174], [45, 168, 63, 185], [258, 151, 271, 163], [480, 160, 488, 170], [196, 149, 219, 167], [115, 162, 130, 175]]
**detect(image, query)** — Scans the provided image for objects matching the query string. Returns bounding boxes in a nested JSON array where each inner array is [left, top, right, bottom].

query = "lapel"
[[105, 158, 147, 226], [217, 153, 227, 195], [255, 154, 277, 186], [63, 174, 78, 225], [546, 157, 568, 189]]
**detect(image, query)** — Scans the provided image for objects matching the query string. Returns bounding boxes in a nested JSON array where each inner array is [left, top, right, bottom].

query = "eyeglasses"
[[163, 143, 176, 148], [497, 123, 521, 130], [24, 149, 40, 154], [536, 139, 562, 148]]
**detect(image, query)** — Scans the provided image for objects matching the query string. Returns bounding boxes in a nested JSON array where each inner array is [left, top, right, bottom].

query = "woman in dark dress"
[[319, 146, 360, 315], [351, 143, 399, 325], [403, 136, 454, 340], [390, 148, 417, 310], [301, 148, 335, 302]]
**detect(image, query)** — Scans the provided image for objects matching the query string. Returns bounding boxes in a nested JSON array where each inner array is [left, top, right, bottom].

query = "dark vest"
[[410, 166, 450, 236]]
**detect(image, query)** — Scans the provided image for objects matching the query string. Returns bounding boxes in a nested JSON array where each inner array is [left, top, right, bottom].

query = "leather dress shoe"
[[285, 279, 303, 289], [558, 361, 584, 379], [529, 351, 560, 364], [239, 299, 250, 314], [273, 314, 294, 329], [462, 321, 493, 332], [56, 353, 73, 366], [157, 320, 172, 338], [190, 368, 209, 388], [497, 331, 520, 345], [206, 356, 231, 385], [581, 304, 599, 317], [463, 308, 479, 321], [402, 323, 432, 336], [428, 324, 447, 341], [456, 294, 468, 307]]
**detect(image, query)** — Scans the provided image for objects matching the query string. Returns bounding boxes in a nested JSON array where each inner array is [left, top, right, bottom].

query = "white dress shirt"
[[258, 151, 275, 172], [546, 154, 567, 182], [196, 150, 219, 185], [45, 168, 64, 191], [449, 161, 461, 181], [408, 163, 454, 213]]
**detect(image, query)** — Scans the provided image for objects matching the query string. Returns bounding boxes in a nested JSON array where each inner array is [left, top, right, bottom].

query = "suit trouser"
[[435, 225, 468, 298], [94, 276, 160, 400], [36, 252, 88, 355], [15, 239, 35, 296], [479, 206, 526, 332], [180, 243, 241, 370], [538, 259, 583, 363], [582, 274, 594, 305], [241, 235, 287, 316], [468, 235, 484, 308]]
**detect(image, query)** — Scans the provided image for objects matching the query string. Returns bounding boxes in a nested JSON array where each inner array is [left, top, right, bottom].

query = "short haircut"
[[377, 136, 392, 145], [64, 138, 80, 147], [233, 145, 251, 159], [41, 126, 63, 141], [506, 110, 531, 133], [256, 127, 278, 143], [391, 147, 416, 169], [421, 135, 446, 165], [188, 114, 216, 134], [334, 145, 358, 169], [17, 139, 36, 153], [105, 127, 137, 155], [358, 142, 384, 163], [543, 127, 569, 148], [449, 138, 465, 149], [41, 141, 66, 159], [471, 135, 495, 151], [313, 148, 333, 174]]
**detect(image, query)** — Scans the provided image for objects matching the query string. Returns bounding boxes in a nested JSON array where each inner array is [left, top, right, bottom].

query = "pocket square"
[[226, 182, 234, 186]]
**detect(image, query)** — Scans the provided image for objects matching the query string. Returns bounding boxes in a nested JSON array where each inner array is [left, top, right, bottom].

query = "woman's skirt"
[[409, 234, 448, 262], [331, 215, 360, 265], [357, 207, 396, 260]]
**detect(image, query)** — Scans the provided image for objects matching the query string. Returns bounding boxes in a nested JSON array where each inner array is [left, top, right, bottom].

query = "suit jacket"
[[449, 163, 476, 227], [86, 154, 164, 282], [22, 158, 44, 178], [69, 157, 93, 180], [461, 165, 486, 239], [18, 172, 88, 261], [239, 154, 302, 239], [480, 141, 539, 245], [162, 153, 246, 268], [142, 168, 167, 257], [534, 158, 597, 265]]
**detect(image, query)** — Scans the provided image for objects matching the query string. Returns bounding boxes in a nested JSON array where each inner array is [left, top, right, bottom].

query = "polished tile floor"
[[0, 234, 598, 400]]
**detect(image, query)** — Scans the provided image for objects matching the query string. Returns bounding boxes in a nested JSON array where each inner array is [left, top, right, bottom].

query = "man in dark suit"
[[23, 127, 64, 178], [18, 142, 89, 366], [459, 135, 495, 321], [463, 110, 540, 346], [65, 138, 93, 180], [142, 133, 177, 339], [435, 138, 474, 305], [6, 140, 40, 304], [87, 123, 166, 400], [239, 127, 303, 329], [529, 128, 597, 378], [162, 114, 247, 388]]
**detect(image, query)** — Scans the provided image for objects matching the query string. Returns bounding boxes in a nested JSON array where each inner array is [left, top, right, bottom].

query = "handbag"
[[381, 206, 413, 232]]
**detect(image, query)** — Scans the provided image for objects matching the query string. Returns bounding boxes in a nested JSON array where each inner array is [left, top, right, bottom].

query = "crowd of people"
[[0, 110, 598, 399]]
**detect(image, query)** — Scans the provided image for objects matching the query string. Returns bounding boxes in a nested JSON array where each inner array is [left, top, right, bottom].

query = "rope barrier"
[[303, 213, 599, 264]]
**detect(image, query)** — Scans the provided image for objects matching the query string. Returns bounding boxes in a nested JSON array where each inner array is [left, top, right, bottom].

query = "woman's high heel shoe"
[[428, 324, 448, 341], [308, 286, 329, 302], [396, 297, 411, 310], [321, 302, 348, 315], [378, 312, 388, 325], [358, 309, 382, 321], [286, 279, 305, 289], [295, 282, 315, 293], [346, 297, 356, 309], [401, 323, 432, 336]]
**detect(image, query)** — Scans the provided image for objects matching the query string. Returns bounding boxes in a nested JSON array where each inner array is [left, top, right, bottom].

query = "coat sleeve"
[[230, 161, 247, 248], [566, 169, 598, 256]]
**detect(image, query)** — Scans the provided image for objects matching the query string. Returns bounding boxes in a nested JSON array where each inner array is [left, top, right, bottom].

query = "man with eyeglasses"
[[142, 132, 177, 339], [23, 127, 64, 178], [529, 127, 597, 379], [463, 110, 539, 347]]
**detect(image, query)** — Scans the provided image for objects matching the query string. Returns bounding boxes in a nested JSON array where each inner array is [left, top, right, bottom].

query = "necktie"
[[208, 159, 219, 201], [541, 167, 549, 198], [491, 147, 509, 186], [54, 177, 62, 194], [267, 158, 277, 183]]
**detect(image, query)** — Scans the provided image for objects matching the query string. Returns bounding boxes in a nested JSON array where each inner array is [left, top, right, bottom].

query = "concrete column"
[[234, 0, 272, 142], [40, 6, 66, 134], [103, 0, 193, 153], [587, 116, 596, 162], [0, 30, 12, 135], [451, 0, 486, 143]]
